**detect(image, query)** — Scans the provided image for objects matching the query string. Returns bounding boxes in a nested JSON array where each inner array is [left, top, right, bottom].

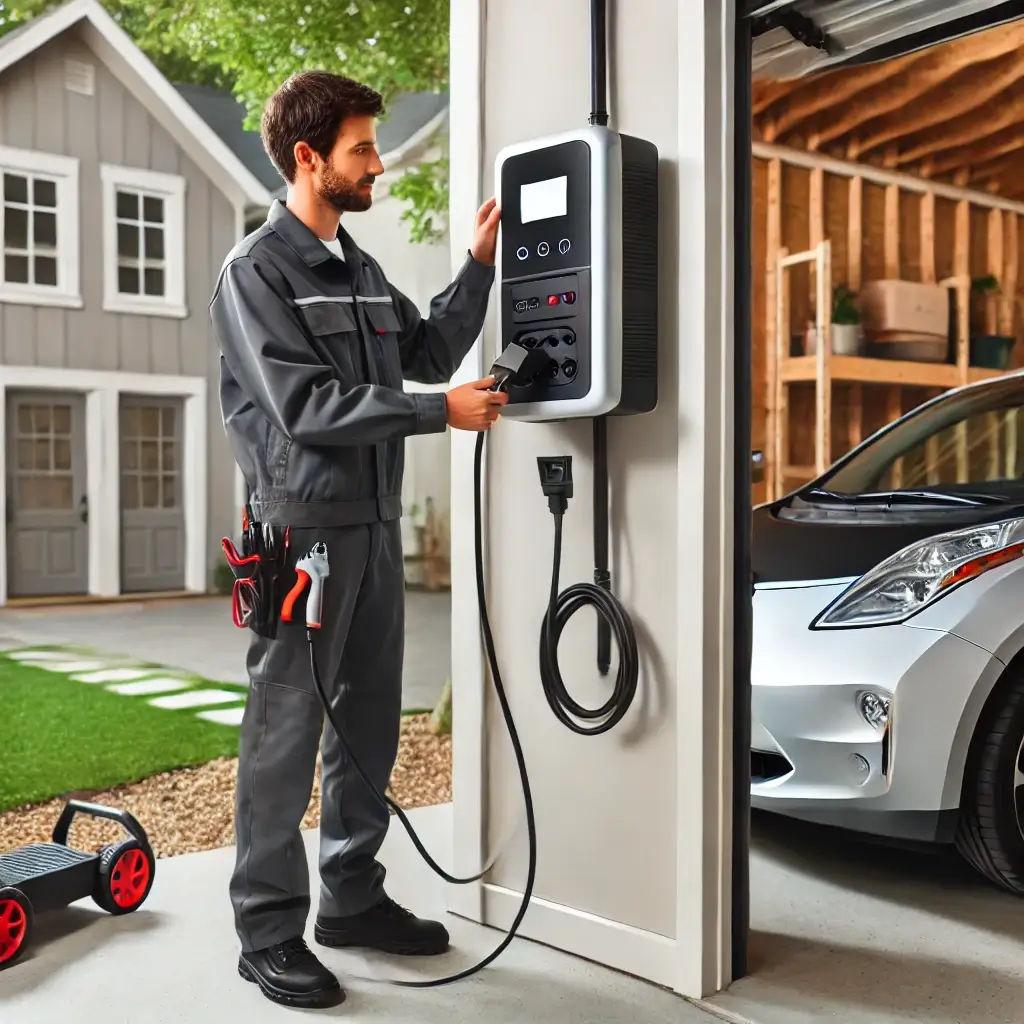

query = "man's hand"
[[445, 377, 509, 431], [470, 198, 502, 266]]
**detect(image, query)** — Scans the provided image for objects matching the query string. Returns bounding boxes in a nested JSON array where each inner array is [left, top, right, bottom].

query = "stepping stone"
[[74, 668, 155, 684], [108, 678, 192, 697], [8, 650, 77, 661], [148, 689, 245, 710], [31, 660, 107, 673], [197, 706, 246, 726]]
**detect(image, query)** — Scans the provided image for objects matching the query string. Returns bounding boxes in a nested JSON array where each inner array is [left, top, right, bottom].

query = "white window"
[[0, 146, 80, 308], [101, 165, 186, 317]]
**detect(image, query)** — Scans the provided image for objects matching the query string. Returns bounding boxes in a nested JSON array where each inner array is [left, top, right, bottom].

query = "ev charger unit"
[[494, 126, 660, 421]]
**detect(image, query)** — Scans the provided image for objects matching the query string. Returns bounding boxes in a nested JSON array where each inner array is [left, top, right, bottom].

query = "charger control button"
[[537, 241, 550, 257], [559, 238, 571, 254], [516, 246, 529, 260]]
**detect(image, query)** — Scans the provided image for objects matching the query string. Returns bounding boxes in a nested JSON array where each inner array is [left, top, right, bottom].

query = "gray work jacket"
[[210, 200, 494, 528]]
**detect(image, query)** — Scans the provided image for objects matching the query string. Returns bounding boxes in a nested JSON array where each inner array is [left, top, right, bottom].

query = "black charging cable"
[[536, 435, 640, 735], [302, 344, 639, 984], [304, 425, 537, 988]]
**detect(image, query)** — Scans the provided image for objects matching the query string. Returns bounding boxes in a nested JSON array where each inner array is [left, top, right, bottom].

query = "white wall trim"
[[481, 884, 679, 986], [100, 163, 187, 318], [0, 144, 81, 309], [447, 0, 488, 929], [675, 0, 735, 997], [0, 366, 207, 605]]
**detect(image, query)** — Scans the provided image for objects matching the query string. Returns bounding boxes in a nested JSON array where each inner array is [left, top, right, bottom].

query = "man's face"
[[311, 114, 385, 213]]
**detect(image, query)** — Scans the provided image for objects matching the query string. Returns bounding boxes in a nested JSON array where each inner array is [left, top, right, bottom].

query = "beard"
[[316, 160, 375, 213]]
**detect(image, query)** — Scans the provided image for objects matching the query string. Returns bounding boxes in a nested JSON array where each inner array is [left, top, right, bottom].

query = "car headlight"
[[813, 517, 1024, 629]]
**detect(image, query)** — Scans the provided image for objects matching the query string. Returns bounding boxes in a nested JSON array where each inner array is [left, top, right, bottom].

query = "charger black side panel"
[[613, 133, 659, 416]]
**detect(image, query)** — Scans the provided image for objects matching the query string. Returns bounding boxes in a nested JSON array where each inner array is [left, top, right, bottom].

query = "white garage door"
[[750, 0, 1019, 80]]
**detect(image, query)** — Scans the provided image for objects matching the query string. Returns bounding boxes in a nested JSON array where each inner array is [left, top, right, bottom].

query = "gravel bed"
[[0, 714, 451, 858]]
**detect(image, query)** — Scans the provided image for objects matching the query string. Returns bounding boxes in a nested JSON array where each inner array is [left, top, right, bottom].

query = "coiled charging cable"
[[306, 404, 640, 986]]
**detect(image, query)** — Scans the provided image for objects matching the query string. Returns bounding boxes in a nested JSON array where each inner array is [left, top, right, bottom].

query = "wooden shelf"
[[761, 150, 1023, 503], [780, 355, 1006, 389]]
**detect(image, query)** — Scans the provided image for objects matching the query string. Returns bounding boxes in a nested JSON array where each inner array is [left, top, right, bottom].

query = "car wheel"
[[92, 839, 156, 915], [956, 671, 1024, 893], [0, 887, 33, 969]]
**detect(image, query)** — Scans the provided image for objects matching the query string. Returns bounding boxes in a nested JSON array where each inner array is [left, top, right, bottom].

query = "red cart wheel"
[[0, 887, 33, 969], [93, 839, 155, 915]]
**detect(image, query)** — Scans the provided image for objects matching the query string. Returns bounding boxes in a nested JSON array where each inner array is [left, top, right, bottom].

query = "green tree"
[[0, 0, 230, 86], [0, 0, 450, 242]]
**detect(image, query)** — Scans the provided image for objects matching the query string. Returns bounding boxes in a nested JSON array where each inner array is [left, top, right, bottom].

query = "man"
[[209, 70, 507, 1010]]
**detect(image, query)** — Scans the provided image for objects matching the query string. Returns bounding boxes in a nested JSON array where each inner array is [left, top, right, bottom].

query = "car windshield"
[[809, 374, 1024, 500]]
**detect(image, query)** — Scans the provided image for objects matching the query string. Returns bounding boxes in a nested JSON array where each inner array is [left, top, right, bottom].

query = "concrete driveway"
[[0, 805, 722, 1024], [0, 591, 451, 711]]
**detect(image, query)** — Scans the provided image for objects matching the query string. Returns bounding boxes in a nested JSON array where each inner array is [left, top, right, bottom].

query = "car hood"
[[752, 499, 1024, 585]]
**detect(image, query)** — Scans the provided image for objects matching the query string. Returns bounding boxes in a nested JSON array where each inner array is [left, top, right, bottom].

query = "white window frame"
[[100, 164, 187, 318], [0, 145, 81, 309]]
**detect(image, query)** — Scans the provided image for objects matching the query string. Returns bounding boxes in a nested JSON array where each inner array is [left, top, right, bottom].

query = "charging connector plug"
[[537, 455, 573, 515], [490, 343, 556, 391]]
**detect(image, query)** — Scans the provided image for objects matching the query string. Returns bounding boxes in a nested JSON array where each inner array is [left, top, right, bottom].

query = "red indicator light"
[[561, 291, 576, 304], [547, 295, 559, 306]]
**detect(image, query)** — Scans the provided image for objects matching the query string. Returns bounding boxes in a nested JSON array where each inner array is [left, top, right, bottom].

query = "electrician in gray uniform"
[[209, 70, 507, 1010]]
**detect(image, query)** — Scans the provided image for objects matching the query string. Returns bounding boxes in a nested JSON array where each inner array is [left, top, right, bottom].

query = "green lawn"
[[0, 652, 247, 812]]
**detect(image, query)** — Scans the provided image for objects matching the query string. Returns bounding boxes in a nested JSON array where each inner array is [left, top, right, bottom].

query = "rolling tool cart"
[[0, 800, 156, 969]]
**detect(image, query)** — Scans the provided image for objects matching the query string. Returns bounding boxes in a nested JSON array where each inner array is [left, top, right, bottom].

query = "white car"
[[752, 370, 1024, 894]]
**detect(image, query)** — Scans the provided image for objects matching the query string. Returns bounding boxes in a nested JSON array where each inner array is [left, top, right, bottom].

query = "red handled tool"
[[281, 542, 330, 629], [221, 536, 260, 576]]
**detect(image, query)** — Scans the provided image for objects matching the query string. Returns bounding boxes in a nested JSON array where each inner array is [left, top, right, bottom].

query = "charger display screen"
[[520, 175, 567, 224]]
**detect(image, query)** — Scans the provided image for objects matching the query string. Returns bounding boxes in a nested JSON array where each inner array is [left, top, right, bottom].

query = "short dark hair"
[[260, 70, 385, 183]]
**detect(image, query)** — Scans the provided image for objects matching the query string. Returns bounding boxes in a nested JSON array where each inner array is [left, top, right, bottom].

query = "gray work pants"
[[229, 521, 405, 953]]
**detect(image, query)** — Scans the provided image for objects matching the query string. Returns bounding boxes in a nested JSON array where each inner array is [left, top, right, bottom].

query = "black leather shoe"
[[315, 895, 450, 956], [238, 937, 345, 1008]]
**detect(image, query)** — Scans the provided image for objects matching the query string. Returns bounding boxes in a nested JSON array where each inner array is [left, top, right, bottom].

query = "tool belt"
[[220, 504, 290, 639]]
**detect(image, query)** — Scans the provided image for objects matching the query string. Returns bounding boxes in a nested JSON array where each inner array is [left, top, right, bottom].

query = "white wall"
[[448, 0, 736, 1000]]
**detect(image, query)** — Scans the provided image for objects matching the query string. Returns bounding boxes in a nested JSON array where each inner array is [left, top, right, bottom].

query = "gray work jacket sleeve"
[[211, 255, 448, 447], [391, 250, 495, 384]]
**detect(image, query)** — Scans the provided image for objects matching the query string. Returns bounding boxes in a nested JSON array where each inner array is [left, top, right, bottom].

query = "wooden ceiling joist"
[[895, 87, 1024, 168], [755, 51, 930, 139], [856, 49, 1024, 157], [750, 60, 895, 117], [770, 22, 1024, 146], [752, 18, 1024, 201], [930, 126, 1024, 177]]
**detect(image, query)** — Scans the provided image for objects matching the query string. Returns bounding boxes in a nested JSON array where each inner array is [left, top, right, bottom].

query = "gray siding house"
[[0, 0, 271, 603]]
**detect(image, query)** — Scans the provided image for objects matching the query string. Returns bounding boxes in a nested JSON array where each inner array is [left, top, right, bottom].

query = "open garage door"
[[735, 0, 1024, 990], [749, 0, 1024, 80]]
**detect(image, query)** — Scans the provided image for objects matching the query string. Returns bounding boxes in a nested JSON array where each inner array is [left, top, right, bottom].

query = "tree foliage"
[[388, 151, 448, 245], [0, 0, 450, 241]]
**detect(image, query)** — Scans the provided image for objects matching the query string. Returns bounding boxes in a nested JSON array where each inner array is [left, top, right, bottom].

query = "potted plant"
[[970, 275, 1016, 369], [831, 285, 863, 355], [804, 285, 863, 356]]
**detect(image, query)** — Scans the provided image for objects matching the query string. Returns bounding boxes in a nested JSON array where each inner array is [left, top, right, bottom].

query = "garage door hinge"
[[751, 8, 837, 56]]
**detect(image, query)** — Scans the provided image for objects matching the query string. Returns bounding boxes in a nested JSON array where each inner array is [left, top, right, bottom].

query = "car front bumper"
[[751, 581, 1006, 843]]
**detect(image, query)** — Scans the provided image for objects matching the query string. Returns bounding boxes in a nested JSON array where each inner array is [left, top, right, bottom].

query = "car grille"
[[751, 750, 793, 782]]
